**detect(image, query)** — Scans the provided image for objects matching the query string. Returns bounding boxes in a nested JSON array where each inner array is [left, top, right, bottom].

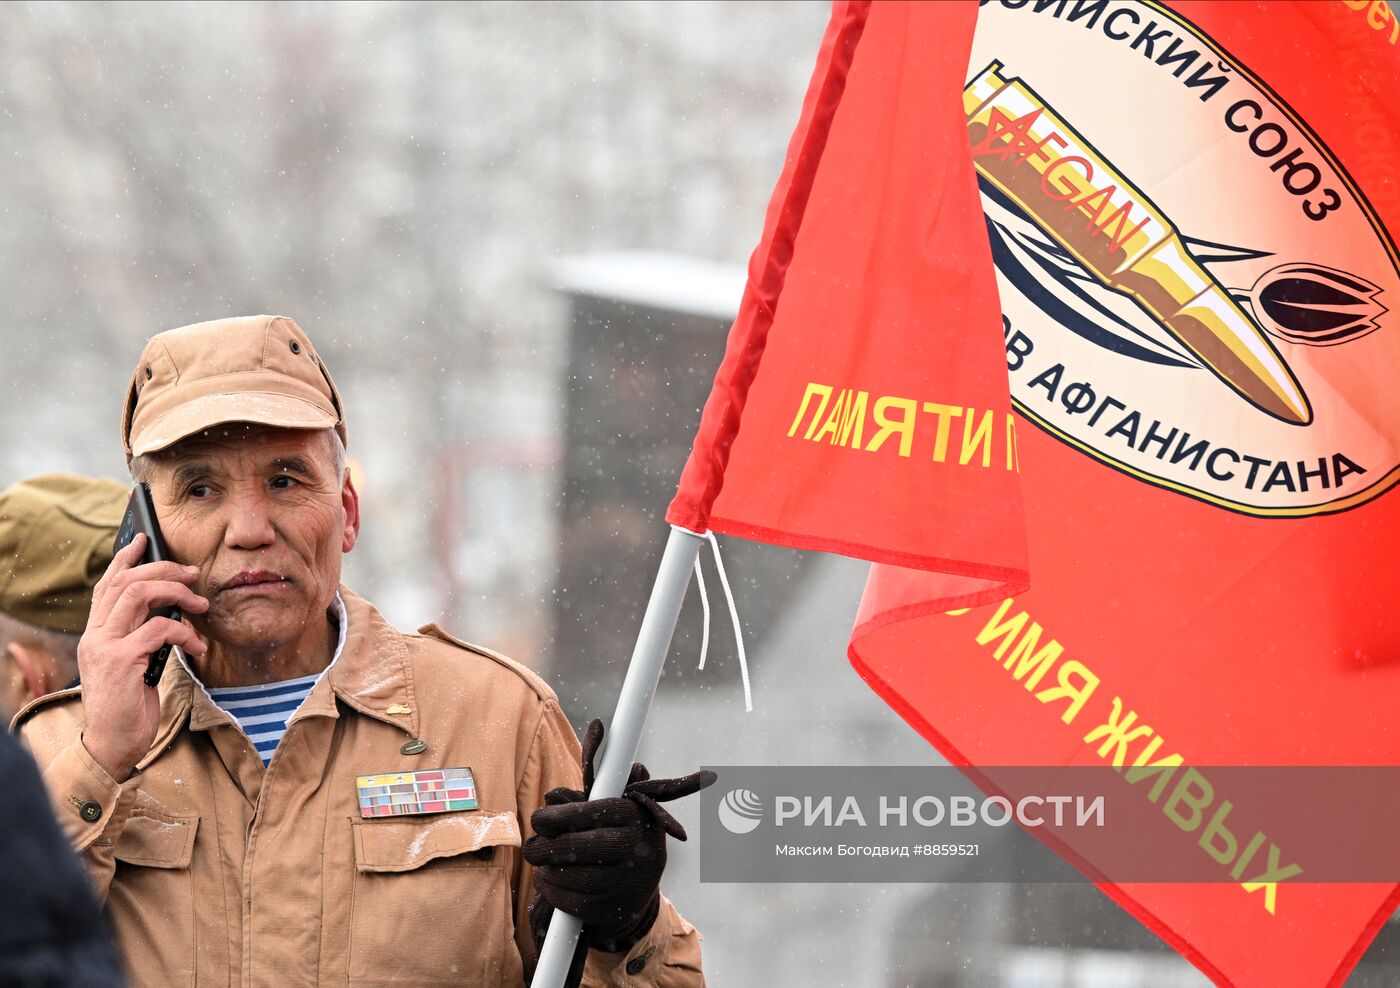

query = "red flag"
[[854, 1, 1400, 984], [672, 0, 1400, 984], [667, 0, 1029, 609]]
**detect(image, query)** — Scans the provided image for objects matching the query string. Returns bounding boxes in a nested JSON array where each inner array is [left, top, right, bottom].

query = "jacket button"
[[78, 800, 102, 823], [625, 957, 647, 976], [400, 739, 428, 755]]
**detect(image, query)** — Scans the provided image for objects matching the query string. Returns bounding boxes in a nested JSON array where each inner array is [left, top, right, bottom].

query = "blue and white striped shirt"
[[206, 674, 321, 766], [199, 594, 348, 767]]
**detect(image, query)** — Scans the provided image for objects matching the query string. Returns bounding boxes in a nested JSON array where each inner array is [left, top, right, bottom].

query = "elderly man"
[[14, 315, 709, 987], [0, 474, 128, 723]]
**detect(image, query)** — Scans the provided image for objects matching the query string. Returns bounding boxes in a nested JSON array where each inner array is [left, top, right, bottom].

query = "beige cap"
[[121, 315, 347, 458], [0, 474, 128, 634]]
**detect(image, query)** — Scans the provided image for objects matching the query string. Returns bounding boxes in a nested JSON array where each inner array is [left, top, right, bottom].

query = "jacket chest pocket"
[[348, 811, 522, 987], [109, 806, 200, 988]]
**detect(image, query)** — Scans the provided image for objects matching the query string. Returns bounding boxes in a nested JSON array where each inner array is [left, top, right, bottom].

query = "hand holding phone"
[[77, 487, 208, 783], [112, 485, 183, 687]]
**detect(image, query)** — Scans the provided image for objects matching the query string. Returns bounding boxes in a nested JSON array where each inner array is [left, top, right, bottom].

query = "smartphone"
[[112, 484, 182, 688]]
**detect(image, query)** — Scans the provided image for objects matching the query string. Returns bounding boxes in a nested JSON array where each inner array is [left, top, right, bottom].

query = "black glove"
[[523, 718, 717, 955]]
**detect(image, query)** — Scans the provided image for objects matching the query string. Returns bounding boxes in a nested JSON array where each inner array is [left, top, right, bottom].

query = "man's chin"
[[201, 596, 314, 651]]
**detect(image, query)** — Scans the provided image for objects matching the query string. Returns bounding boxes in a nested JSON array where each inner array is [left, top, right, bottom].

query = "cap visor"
[[130, 392, 339, 456]]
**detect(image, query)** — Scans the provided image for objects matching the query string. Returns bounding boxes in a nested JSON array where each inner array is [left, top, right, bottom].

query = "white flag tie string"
[[690, 530, 751, 712]]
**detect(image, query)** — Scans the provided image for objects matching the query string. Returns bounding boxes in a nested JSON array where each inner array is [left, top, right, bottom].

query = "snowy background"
[[3, 3, 1397, 985]]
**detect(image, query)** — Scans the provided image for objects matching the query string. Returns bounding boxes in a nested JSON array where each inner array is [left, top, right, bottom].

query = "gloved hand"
[[524, 718, 717, 954]]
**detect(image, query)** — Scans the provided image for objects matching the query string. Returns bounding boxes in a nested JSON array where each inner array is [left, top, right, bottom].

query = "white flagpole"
[[530, 525, 705, 988]]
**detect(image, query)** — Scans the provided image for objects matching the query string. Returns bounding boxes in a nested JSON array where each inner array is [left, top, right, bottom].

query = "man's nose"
[[223, 494, 276, 549]]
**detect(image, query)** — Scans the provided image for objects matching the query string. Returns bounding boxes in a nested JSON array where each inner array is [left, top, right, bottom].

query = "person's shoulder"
[[340, 587, 562, 715], [8, 686, 83, 738], [409, 622, 560, 707]]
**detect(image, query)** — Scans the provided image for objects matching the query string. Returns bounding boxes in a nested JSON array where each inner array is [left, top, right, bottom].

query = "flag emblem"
[[356, 767, 478, 818], [968, 5, 1400, 517], [666, 0, 1400, 983]]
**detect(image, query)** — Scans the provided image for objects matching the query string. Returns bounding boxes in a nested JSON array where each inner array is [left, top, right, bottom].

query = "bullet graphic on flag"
[[964, 61, 1312, 426]]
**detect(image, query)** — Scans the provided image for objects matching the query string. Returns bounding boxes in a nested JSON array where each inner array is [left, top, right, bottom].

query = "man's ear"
[[5, 641, 52, 703], [341, 470, 361, 553]]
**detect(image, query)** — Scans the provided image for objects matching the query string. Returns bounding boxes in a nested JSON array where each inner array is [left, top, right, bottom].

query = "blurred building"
[[549, 250, 812, 721]]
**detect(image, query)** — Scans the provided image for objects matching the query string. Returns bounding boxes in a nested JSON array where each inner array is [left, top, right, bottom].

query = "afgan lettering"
[[972, 106, 1153, 256]]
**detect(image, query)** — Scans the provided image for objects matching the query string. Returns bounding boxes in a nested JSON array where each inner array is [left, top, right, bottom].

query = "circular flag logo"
[[970, 0, 1399, 516]]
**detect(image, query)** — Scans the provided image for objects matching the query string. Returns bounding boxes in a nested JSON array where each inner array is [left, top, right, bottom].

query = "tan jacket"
[[13, 588, 704, 987]]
